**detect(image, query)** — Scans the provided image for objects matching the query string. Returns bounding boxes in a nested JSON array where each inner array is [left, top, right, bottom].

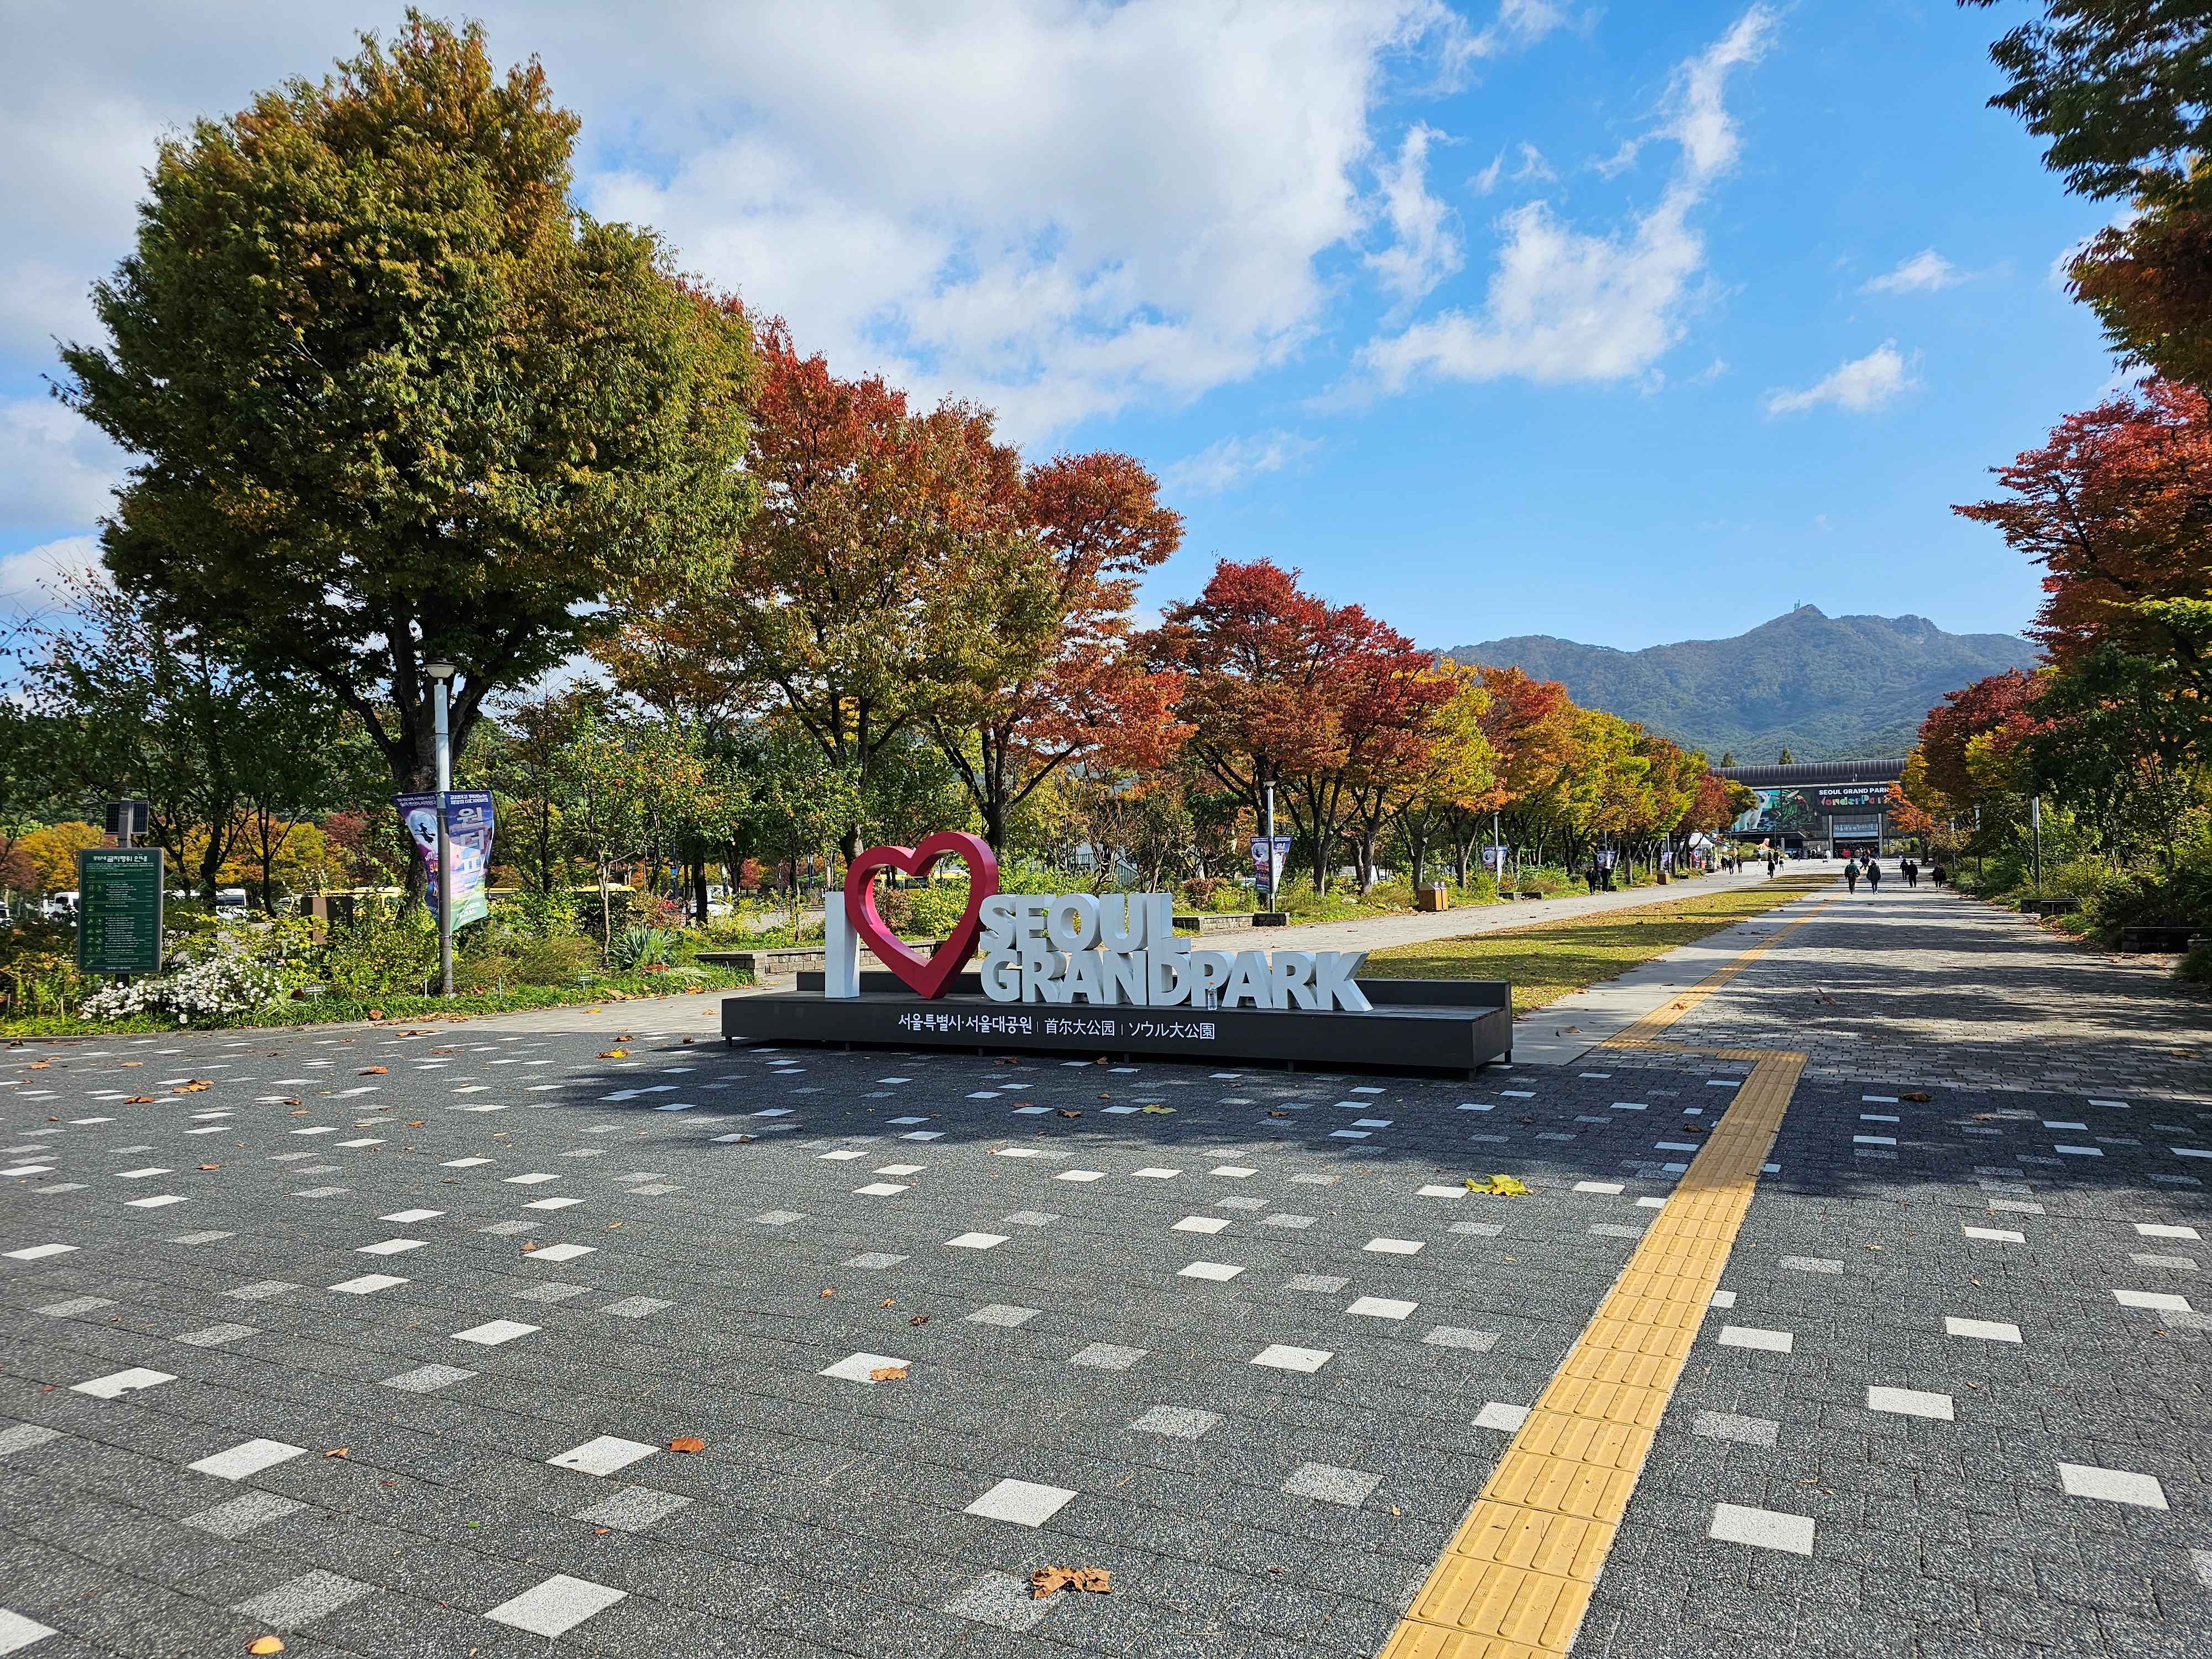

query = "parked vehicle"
[[215, 887, 248, 921], [45, 890, 80, 920]]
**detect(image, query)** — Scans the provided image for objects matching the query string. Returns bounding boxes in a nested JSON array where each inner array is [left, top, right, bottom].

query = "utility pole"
[[2030, 794, 2042, 897], [426, 661, 457, 997]]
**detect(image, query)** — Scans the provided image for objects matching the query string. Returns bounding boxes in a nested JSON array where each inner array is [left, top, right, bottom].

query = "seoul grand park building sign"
[[721, 831, 1509, 1075], [827, 832, 1373, 1011]]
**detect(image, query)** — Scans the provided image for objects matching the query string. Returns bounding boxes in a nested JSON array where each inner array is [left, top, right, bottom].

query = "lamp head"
[[424, 660, 457, 681]]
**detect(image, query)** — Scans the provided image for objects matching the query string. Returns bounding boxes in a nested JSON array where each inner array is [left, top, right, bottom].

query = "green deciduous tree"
[[59, 12, 757, 803]]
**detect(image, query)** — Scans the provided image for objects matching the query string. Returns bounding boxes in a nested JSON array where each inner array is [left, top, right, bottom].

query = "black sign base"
[[721, 977, 1512, 1078]]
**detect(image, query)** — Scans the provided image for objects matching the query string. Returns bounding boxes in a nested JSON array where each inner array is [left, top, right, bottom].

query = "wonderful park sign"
[[720, 832, 1512, 1077]]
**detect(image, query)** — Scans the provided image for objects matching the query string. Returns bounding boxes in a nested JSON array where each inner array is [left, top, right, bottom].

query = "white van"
[[45, 890, 79, 920], [216, 888, 248, 921]]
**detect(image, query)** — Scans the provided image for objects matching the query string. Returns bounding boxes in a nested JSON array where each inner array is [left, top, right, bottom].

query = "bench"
[[2020, 897, 2081, 917], [2120, 925, 2201, 954]]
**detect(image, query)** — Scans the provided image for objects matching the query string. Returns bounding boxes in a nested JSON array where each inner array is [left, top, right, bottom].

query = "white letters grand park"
[[831, 890, 1373, 1013]]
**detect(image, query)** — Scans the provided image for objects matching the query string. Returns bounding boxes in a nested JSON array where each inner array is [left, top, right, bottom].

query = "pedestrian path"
[[1659, 883, 2212, 1098]]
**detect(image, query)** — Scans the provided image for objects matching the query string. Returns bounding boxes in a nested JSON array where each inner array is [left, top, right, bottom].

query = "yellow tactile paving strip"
[[1600, 890, 1835, 1048], [1379, 898, 1828, 1658]]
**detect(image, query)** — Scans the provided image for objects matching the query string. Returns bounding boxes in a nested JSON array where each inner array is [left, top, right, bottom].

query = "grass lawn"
[[1366, 878, 1830, 1014]]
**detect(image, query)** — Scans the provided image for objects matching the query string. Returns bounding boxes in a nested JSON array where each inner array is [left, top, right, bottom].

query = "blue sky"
[[0, 2, 2117, 652]]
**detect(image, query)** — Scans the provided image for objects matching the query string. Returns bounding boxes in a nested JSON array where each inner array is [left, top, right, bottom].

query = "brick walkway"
[[1660, 883, 2212, 1100], [3, 880, 2208, 1657]]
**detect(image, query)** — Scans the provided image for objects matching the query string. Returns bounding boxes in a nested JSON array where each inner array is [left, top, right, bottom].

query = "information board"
[[76, 847, 164, 976]]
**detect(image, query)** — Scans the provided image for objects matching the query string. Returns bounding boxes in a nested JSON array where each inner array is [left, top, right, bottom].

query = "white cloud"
[[2, 0, 1583, 447], [1354, 8, 1776, 395], [1368, 124, 1462, 306], [1861, 249, 1961, 295], [0, 534, 102, 616], [569, 0, 1479, 436], [1470, 141, 1554, 196], [1160, 430, 1321, 496], [1463, 0, 1572, 62], [1765, 341, 1916, 416], [0, 398, 126, 527]]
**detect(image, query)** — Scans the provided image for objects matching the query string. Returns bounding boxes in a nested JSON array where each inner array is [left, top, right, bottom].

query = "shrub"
[[317, 909, 439, 997], [905, 884, 975, 938], [610, 925, 680, 972], [513, 935, 597, 984], [81, 935, 283, 1025], [2180, 937, 2212, 988]]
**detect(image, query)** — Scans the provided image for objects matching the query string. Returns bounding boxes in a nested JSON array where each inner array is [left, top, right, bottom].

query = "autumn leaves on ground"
[[1370, 878, 1822, 1014]]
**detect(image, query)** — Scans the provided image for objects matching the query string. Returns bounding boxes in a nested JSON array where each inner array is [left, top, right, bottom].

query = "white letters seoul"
[[975, 892, 1370, 1012]]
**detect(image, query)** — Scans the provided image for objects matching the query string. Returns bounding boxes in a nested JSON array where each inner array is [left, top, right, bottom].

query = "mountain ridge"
[[1443, 606, 2039, 762]]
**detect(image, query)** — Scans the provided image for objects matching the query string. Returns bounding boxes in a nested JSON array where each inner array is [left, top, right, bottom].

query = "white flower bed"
[[81, 940, 285, 1025]]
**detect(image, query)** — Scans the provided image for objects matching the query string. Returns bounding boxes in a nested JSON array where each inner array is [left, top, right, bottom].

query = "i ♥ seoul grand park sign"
[[833, 832, 1371, 1012]]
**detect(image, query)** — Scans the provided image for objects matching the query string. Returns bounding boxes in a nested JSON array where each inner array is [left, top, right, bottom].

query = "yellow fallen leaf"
[[359, 1066, 387, 1075], [869, 1365, 909, 1382], [1139, 1104, 1175, 1115], [324, 1447, 347, 1458], [598, 1049, 628, 1059], [178, 1080, 213, 1093], [249, 1639, 285, 1655], [1466, 1173, 1530, 1196]]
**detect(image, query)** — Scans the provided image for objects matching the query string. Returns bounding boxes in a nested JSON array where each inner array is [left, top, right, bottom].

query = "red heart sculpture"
[[843, 831, 1000, 999]]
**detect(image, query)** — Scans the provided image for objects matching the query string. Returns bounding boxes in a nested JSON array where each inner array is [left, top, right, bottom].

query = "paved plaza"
[[2, 885, 2209, 1657]]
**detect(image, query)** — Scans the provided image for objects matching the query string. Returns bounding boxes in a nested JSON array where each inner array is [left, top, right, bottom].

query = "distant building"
[[1716, 759, 1906, 855]]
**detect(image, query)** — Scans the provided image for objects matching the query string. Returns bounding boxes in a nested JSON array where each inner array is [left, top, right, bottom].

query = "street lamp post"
[[426, 660, 457, 998]]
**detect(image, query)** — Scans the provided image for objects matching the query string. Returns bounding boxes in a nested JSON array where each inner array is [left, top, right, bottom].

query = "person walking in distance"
[[1845, 858, 1860, 895], [1865, 854, 1882, 894]]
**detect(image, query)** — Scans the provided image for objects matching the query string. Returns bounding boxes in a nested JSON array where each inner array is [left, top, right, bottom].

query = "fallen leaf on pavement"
[[1902, 1091, 1931, 1102], [669, 1436, 706, 1453], [598, 1050, 628, 1059], [324, 1448, 347, 1459], [820, 1287, 836, 1297], [248, 1639, 285, 1655], [199, 1164, 220, 1171], [178, 1080, 212, 1092], [359, 1066, 388, 1075], [1466, 1173, 1531, 1196], [124, 1095, 155, 1104], [289, 1106, 308, 1114], [1139, 1104, 1174, 1115], [869, 1365, 909, 1382], [368, 1009, 383, 1020], [1030, 1566, 1112, 1599], [1056, 1109, 1082, 1119], [879, 1298, 895, 1307], [119, 1061, 141, 1067], [521, 1241, 538, 1251], [910, 1313, 928, 1326], [406, 1121, 424, 1128]]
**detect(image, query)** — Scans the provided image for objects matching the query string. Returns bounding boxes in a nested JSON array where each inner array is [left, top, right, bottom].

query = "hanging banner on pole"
[[395, 789, 497, 928]]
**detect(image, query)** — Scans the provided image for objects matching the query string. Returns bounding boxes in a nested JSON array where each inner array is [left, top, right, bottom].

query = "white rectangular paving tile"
[[549, 1436, 658, 1477], [230, 1571, 375, 1629], [1251, 1343, 1333, 1373], [71, 1367, 174, 1398], [452, 1319, 539, 1347], [1709, 1501, 1815, 1556], [0, 1611, 57, 1654], [2058, 1463, 2167, 1509], [966, 1478, 1077, 1527], [1866, 1386, 1954, 1421], [1717, 1326, 1793, 1354], [1473, 1402, 1530, 1432], [820, 1352, 910, 1383], [1178, 1261, 1244, 1282], [382, 1364, 476, 1392], [183, 1491, 306, 1539], [190, 1438, 307, 1481], [1944, 1316, 2023, 1344], [572, 1487, 692, 1532], [1347, 1296, 1416, 1320], [484, 1574, 628, 1639]]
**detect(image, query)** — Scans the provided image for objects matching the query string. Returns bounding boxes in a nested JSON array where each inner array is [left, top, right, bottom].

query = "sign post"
[[77, 848, 163, 980]]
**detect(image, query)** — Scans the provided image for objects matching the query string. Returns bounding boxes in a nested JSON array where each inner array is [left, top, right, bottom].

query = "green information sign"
[[77, 848, 164, 977]]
